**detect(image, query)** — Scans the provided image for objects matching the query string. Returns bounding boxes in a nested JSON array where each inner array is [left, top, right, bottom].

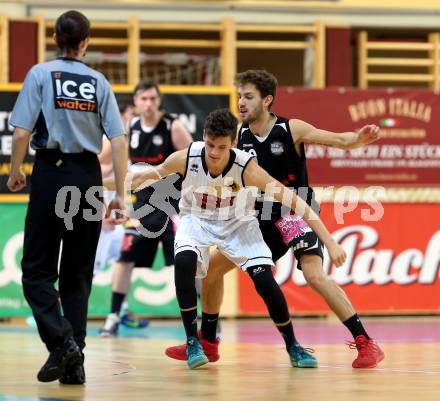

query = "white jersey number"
[[130, 132, 140, 148]]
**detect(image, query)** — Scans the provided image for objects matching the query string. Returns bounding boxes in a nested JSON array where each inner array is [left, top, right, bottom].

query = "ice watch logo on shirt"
[[51, 71, 98, 113]]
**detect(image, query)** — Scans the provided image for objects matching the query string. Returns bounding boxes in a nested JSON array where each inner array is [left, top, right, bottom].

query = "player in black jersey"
[[166, 70, 385, 369], [100, 81, 192, 336]]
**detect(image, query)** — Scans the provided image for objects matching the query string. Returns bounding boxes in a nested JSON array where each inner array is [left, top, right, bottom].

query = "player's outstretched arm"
[[243, 159, 346, 267], [103, 148, 188, 191], [290, 119, 379, 149]]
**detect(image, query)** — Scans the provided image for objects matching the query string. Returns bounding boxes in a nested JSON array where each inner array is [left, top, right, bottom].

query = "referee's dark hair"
[[55, 10, 90, 53], [203, 108, 237, 142]]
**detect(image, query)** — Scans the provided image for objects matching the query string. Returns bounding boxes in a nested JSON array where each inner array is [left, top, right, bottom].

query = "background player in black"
[[238, 109, 321, 265], [166, 70, 384, 369], [100, 102, 135, 177], [100, 81, 192, 336], [7, 10, 127, 383]]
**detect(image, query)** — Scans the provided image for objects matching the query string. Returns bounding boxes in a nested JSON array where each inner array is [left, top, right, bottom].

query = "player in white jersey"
[[106, 108, 346, 369], [93, 191, 125, 275], [176, 141, 272, 278]]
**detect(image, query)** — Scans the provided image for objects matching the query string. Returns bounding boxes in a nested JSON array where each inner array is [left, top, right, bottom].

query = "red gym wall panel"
[[9, 21, 38, 82], [326, 27, 351, 87], [273, 88, 440, 186]]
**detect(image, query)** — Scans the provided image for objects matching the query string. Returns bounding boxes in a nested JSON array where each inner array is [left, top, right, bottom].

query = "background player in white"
[[95, 102, 144, 328], [107, 108, 346, 369], [94, 102, 135, 278]]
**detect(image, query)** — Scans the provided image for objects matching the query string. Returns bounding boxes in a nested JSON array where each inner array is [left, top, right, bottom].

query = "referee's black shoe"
[[59, 352, 85, 385], [37, 337, 82, 382]]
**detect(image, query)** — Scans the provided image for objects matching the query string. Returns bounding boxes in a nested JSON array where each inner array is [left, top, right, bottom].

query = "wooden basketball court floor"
[[1, 316, 440, 401]]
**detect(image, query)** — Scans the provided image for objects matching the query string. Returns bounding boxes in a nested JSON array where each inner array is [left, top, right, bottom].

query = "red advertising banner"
[[273, 89, 440, 186], [238, 203, 440, 315]]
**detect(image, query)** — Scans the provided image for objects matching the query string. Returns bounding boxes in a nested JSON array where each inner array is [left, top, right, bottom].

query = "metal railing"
[[0, 14, 326, 87], [358, 30, 440, 90]]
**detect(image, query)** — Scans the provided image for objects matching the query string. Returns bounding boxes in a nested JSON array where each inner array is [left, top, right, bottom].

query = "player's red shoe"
[[165, 331, 220, 362], [349, 335, 385, 368]]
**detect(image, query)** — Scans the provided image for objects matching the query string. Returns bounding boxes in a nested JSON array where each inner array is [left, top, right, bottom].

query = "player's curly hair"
[[203, 108, 237, 141], [234, 70, 277, 110]]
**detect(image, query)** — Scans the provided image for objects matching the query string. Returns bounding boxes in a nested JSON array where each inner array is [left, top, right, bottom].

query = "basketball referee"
[[7, 10, 128, 384]]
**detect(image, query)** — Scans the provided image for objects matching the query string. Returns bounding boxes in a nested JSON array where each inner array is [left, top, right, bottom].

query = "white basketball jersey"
[[179, 142, 257, 221]]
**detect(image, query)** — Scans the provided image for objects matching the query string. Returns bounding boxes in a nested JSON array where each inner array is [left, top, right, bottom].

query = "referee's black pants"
[[21, 150, 102, 352]]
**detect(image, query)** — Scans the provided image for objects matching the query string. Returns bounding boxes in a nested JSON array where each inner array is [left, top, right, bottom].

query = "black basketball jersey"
[[128, 113, 176, 165], [237, 114, 318, 220], [128, 113, 180, 225]]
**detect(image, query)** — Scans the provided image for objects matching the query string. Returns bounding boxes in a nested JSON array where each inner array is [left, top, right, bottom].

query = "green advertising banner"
[[0, 204, 29, 316], [0, 203, 180, 318]]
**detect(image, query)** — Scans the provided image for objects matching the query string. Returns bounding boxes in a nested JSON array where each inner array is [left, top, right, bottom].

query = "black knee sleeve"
[[247, 265, 290, 324], [247, 265, 277, 292], [174, 251, 198, 290], [174, 250, 198, 310]]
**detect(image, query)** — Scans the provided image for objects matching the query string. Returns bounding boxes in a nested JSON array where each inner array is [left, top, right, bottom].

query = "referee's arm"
[[109, 134, 128, 199], [106, 134, 128, 225], [7, 127, 31, 192]]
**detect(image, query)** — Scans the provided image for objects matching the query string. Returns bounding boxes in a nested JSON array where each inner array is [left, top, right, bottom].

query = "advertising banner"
[[239, 203, 440, 315], [0, 204, 180, 317], [273, 88, 440, 186]]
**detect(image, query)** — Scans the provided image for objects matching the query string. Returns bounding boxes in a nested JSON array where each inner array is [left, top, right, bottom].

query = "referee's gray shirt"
[[9, 57, 125, 154]]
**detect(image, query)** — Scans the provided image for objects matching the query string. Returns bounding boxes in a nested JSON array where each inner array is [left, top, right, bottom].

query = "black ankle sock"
[[111, 292, 126, 315], [201, 312, 219, 342], [180, 308, 198, 339], [276, 320, 296, 350], [343, 314, 370, 340]]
